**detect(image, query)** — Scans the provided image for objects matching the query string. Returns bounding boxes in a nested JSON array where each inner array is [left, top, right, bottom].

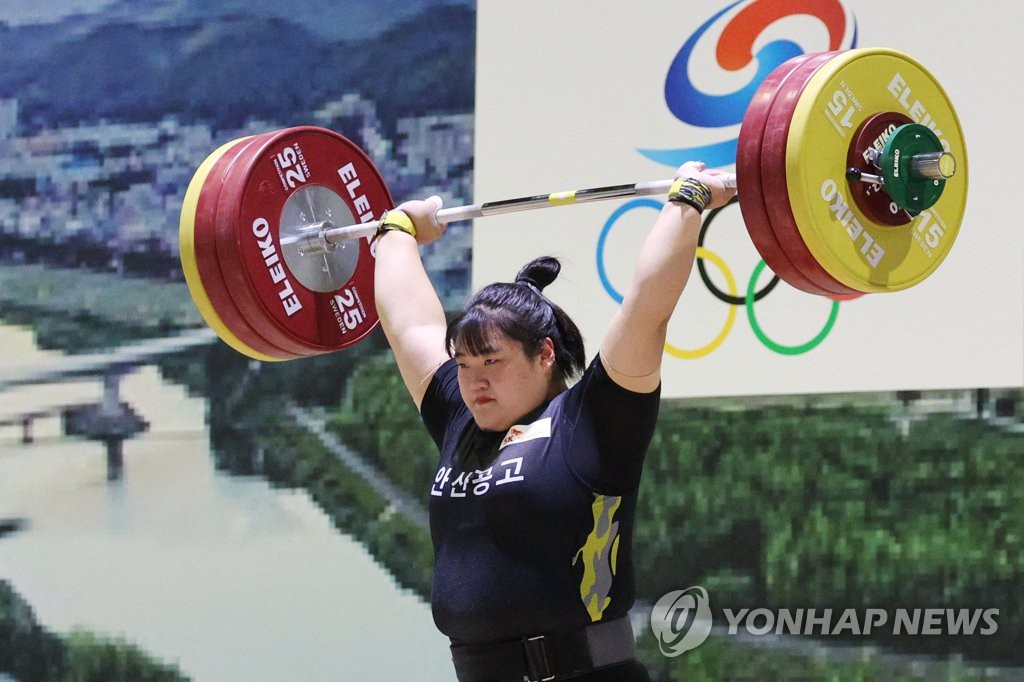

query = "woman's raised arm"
[[599, 162, 737, 393], [373, 197, 451, 410]]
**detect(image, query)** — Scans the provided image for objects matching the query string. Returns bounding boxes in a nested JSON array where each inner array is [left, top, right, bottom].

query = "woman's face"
[[454, 332, 557, 433]]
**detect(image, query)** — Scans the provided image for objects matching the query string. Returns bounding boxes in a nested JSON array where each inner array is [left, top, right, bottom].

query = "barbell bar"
[[179, 47, 968, 361], [282, 174, 739, 256]]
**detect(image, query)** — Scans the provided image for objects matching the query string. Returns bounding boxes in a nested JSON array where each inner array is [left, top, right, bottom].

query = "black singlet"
[[420, 355, 660, 647]]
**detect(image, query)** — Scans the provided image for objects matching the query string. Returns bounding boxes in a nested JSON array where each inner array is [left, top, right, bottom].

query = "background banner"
[[475, 1, 1023, 398]]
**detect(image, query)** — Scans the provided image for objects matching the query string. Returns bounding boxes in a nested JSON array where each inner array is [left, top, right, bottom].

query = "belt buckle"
[[522, 635, 555, 681]]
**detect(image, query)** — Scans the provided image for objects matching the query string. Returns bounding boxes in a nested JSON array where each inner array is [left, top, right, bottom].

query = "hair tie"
[[515, 276, 541, 292]]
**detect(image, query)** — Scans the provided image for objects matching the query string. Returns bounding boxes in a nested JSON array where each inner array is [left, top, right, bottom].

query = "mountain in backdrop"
[[113, 0, 475, 40], [0, 0, 475, 130]]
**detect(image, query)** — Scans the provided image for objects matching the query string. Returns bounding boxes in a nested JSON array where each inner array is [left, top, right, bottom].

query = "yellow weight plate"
[[179, 136, 284, 362], [784, 48, 968, 292]]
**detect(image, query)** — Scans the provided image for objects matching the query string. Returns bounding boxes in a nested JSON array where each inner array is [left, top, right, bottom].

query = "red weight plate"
[[846, 112, 914, 226], [828, 292, 865, 302], [181, 137, 278, 361], [202, 133, 322, 357], [192, 133, 309, 359], [215, 126, 391, 354], [760, 54, 861, 296], [738, 51, 840, 296]]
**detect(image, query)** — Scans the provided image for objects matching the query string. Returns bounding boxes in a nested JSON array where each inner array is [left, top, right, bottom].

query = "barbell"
[[179, 47, 968, 362]]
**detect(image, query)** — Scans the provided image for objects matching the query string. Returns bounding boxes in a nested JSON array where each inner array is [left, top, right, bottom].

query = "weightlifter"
[[374, 161, 735, 681]]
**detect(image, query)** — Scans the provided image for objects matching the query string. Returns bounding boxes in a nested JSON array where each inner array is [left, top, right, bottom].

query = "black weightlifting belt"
[[450, 616, 636, 682]]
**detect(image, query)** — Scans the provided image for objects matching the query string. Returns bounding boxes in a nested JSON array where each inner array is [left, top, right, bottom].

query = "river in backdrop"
[[0, 322, 453, 681]]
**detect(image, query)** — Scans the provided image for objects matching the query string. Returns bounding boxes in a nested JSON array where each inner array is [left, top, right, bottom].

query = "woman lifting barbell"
[[373, 161, 735, 682]]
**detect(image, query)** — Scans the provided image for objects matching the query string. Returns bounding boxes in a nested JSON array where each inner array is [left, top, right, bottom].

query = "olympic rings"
[[595, 198, 844, 357], [596, 198, 662, 305], [597, 199, 737, 359], [746, 260, 840, 355], [665, 246, 738, 359], [698, 198, 779, 305]]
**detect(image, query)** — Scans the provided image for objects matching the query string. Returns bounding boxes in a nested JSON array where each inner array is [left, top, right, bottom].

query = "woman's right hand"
[[395, 195, 445, 245]]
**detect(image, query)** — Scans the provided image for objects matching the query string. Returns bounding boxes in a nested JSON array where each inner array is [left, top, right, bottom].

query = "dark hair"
[[445, 256, 586, 383]]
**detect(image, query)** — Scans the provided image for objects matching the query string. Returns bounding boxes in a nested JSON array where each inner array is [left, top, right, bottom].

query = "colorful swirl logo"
[[597, 0, 859, 357], [638, 0, 857, 168]]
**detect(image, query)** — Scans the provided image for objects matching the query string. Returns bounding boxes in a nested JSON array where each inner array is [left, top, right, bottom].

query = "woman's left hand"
[[673, 161, 736, 211]]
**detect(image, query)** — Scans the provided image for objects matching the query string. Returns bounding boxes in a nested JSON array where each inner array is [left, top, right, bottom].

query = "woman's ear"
[[541, 337, 556, 368]]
